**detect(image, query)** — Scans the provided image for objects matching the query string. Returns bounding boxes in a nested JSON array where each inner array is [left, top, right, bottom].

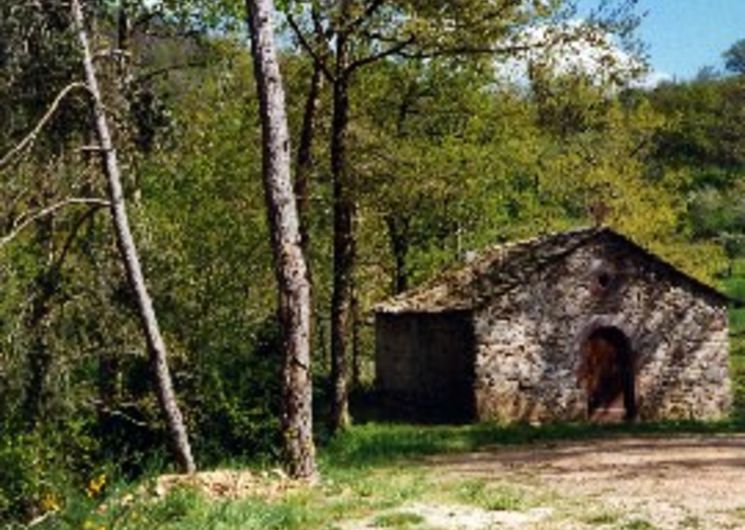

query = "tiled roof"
[[375, 227, 729, 313]]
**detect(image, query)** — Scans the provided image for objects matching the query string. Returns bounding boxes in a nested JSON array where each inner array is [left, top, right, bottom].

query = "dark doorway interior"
[[579, 326, 636, 422]]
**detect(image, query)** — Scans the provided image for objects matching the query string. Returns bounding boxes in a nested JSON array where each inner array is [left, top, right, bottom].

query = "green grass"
[[35, 464, 433, 530], [723, 272, 745, 302], [679, 515, 702, 528], [320, 418, 744, 472], [454, 479, 527, 511], [621, 518, 656, 530], [580, 509, 622, 525], [722, 269, 745, 336], [730, 308, 745, 336], [372, 511, 425, 527]]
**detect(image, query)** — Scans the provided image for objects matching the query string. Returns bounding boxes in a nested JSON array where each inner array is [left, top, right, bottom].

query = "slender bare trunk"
[[71, 0, 195, 474], [117, 0, 129, 57], [350, 286, 360, 389], [294, 18, 324, 258], [246, 0, 316, 479], [385, 214, 411, 294]]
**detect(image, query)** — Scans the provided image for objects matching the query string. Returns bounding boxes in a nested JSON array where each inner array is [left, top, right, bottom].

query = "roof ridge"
[[376, 226, 604, 313], [375, 225, 733, 313]]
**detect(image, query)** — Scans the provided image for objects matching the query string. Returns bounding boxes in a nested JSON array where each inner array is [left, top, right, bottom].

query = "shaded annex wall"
[[375, 228, 732, 423], [375, 311, 475, 422]]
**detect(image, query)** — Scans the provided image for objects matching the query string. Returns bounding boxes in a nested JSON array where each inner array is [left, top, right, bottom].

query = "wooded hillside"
[[2, 0, 745, 525]]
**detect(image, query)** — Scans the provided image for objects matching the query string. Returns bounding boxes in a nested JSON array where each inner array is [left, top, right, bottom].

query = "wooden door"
[[579, 327, 635, 422]]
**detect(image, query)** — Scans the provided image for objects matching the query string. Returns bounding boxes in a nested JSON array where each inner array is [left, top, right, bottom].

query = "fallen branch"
[[25, 510, 55, 529], [0, 82, 90, 171]]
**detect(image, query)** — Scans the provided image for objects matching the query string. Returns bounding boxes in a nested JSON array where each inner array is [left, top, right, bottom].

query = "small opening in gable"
[[589, 262, 618, 296]]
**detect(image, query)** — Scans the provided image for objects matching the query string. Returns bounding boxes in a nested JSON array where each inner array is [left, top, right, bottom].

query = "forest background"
[[3, 0, 745, 525]]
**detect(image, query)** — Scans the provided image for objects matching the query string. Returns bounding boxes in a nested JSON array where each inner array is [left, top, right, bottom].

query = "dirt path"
[[421, 434, 745, 529]]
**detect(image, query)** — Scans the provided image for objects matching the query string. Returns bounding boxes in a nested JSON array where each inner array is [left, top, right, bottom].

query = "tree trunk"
[[71, 0, 196, 474], [329, 52, 354, 433], [246, 0, 316, 479], [294, 64, 320, 255], [294, 14, 324, 259], [351, 286, 361, 389], [385, 214, 411, 294], [22, 269, 55, 429], [117, 0, 130, 58]]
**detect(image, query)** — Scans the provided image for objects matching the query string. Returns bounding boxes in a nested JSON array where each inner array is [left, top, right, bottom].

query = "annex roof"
[[375, 226, 730, 314]]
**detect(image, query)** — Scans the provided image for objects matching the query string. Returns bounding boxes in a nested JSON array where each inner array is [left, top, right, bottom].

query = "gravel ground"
[[420, 434, 745, 529]]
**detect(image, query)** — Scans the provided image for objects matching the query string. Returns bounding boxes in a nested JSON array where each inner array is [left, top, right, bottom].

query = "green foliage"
[[0, 435, 47, 522], [0, 430, 90, 525], [648, 77, 745, 169], [724, 38, 745, 76], [0, 0, 87, 154], [132, 43, 286, 464]]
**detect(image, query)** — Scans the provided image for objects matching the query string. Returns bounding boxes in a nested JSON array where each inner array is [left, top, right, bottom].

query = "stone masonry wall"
[[473, 234, 731, 423]]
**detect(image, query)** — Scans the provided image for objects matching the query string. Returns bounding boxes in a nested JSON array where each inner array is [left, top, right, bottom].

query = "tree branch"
[[350, 30, 539, 66], [52, 205, 103, 271], [0, 82, 91, 171], [90, 401, 151, 429], [0, 198, 110, 249], [348, 36, 414, 72], [343, 0, 386, 36], [397, 43, 537, 60], [286, 13, 334, 82]]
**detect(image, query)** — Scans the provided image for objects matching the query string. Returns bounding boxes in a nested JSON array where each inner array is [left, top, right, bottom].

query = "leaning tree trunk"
[[71, 0, 196, 474], [246, 0, 316, 479]]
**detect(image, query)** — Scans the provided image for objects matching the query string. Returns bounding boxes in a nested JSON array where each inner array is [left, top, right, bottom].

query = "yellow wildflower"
[[86, 473, 107, 498], [40, 492, 61, 512]]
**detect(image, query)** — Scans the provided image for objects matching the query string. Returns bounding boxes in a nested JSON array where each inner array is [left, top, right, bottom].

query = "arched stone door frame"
[[575, 316, 638, 422]]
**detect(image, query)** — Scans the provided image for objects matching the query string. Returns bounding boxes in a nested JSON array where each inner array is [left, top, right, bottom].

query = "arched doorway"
[[578, 326, 636, 422]]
